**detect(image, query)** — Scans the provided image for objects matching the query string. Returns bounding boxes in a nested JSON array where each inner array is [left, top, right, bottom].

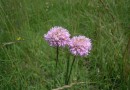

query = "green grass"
[[0, 0, 130, 90]]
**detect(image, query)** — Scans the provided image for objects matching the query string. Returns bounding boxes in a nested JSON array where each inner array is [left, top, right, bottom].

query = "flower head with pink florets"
[[69, 36, 92, 56], [44, 26, 70, 47]]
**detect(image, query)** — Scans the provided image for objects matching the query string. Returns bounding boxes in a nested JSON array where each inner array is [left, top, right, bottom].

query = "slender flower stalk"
[[56, 46, 59, 69], [65, 54, 70, 85], [66, 56, 76, 84]]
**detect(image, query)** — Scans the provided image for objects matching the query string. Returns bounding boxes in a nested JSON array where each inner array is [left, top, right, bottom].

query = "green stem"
[[65, 56, 70, 85], [66, 56, 76, 84], [54, 46, 59, 87], [56, 46, 59, 69]]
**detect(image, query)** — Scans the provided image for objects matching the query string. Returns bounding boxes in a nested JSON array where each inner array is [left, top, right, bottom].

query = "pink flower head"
[[44, 26, 70, 47], [69, 36, 92, 56]]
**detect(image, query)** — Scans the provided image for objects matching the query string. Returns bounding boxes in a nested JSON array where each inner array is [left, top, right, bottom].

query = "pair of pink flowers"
[[44, 26, 92, 56]]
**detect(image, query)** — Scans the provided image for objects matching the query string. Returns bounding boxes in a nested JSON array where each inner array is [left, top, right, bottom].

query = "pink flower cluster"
[[44, 26, 70, 47], [44, 26, 92, 56], [69, 36, 92, 56]]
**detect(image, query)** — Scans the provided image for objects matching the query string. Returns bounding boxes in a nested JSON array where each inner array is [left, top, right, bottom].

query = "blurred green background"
[[0, 0, 130, 90]]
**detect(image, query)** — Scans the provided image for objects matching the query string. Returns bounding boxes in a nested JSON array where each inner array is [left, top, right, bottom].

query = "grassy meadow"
[[0, 0, 130, 90]]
